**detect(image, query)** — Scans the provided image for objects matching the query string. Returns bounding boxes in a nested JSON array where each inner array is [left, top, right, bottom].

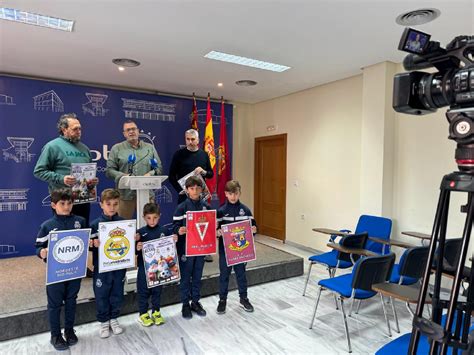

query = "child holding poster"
[[136, 203, 176, 327], [89, 189, 126, 338], [216, 180, 257, 314], [34, 188, 87, 351], [173, 176, 211, 319]]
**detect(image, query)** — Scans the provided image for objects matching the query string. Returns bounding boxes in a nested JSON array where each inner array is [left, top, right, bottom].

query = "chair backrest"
[[337, 232, 369, 263], [433, 238, 463, 274], [354, 215, 392, 255], [398, 246, 430, 279], [351, 253, 396, 291]]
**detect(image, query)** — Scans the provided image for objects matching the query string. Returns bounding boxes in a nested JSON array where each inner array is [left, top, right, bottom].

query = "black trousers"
[[46, 279, 82, 336]]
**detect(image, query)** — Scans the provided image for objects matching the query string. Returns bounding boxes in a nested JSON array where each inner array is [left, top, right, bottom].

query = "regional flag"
[[191, 92, 198, 131], [217, 97, 230, 204], [203, 93, 217, 193]]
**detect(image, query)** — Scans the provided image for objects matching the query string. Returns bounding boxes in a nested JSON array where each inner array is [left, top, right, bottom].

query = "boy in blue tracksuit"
[[216, 180, 257, 314], [173, 175, 211, 319], [89, 189, 126, 338], [135, 202, 176, 326], [34, 188, 87, 351]]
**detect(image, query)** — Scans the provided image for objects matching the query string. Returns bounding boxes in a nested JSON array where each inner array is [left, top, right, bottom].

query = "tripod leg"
[[409, 187, 450, 355]]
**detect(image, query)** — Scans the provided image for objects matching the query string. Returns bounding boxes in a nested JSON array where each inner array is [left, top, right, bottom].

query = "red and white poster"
[[222, 220, 256, 267], [185, 210, 217, 256]]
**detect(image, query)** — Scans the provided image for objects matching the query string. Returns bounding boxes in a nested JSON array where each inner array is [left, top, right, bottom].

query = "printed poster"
[[98, 220, 136, 273], [222, 220, 257, 267], [46, 228, 91, 285], [185, 210, 217, 256], [71, 162, 97, 204], [142, 236, 180, 288], [178, 171, 211, 201]]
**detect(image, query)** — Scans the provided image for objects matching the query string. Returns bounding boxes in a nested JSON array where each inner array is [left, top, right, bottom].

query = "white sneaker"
[[110, 318, 124, 335], [99, 321, 110, 338]]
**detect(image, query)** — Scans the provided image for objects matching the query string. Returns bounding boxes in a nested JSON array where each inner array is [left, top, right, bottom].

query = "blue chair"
[[303, 215, 393, 296], [388, 246, 429, 333], [309, 252, 396, 353]]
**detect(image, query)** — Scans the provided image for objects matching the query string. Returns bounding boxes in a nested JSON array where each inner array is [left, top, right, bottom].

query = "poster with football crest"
[[98, 220, 136, 273], [142, 236, 180, 288], [70, 162, 97, 204], [185, 210, 217, 256], [221, 220, 256, 267]]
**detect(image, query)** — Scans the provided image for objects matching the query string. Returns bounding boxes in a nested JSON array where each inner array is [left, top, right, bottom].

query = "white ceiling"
[[0, 0, 472, 104]]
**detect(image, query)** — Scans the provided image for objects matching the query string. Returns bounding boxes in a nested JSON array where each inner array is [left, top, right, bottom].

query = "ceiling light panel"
[[204, 51, 290, 73], [0, 7, 74, 32]]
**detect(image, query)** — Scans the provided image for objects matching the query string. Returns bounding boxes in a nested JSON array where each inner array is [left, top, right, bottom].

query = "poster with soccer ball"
[[221, 220, 256, 267], [185, 210, 217, 256], [46, 228, 91, 285], [70, 162, 97, 204], [98, 220, 136, 273], [142, 236, 180, 288]]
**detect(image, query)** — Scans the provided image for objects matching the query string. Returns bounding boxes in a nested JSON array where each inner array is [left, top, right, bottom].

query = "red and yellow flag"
[[203, 93, 216, 193], [217, 97, 230, 204], [191, 93, 198, 131]]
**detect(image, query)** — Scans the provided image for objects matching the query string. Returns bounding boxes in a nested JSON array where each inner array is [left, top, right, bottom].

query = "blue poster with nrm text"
[[46, 228, 91, 285]]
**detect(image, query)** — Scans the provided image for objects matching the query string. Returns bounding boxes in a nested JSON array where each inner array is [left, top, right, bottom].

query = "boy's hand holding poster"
[[98, 220, 136, 273], [221, 220, 256, 267], [185, 210, 217, 256], [71, 162, 97, 204], [46, 229, 91, 285], [142, 236, 180, 288], [177, 171, 211, 201]]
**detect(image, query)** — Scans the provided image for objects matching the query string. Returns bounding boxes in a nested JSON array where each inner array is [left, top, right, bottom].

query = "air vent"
[[396, 8, 440, 26], [112, 58, 140, 67], [235, 80, 257, 87]]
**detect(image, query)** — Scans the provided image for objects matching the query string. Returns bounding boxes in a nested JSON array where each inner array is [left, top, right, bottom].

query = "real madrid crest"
[[74, 221, 81, 229], [104, 227, 130, 260]]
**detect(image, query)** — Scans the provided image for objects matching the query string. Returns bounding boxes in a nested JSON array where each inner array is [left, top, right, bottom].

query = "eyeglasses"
[[124, 127, 138, 132]]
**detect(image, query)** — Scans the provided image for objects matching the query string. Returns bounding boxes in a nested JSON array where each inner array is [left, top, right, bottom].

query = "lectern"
[[118, 175, 168, 228]]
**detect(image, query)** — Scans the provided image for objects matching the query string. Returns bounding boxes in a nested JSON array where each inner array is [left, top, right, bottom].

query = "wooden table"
[[326, 242, 378, 257], [401, 231, 431, 240], [372, 283, 431, 304], [313, 228, 350, 237], [369, 237, 417, 249]]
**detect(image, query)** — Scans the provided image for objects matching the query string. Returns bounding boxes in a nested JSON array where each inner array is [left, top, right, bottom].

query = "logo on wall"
[[0, 244, 18, 255], [0, 188, 29, 212], [33, 90, 64, 112], [2, 137, 35, 163], [194, 108, 220, 125], [0, 93, 15, 105], [121, 98, 176, 122], [82, 93, 109, 117], [155, 185, 173, 204]]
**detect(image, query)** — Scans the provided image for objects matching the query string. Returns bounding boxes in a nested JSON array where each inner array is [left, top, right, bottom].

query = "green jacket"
[[33, 136, 92, 193], [105, 140, 162, 200]]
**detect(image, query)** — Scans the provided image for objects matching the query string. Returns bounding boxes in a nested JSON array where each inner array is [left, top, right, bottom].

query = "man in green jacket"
[[106, 120, 163, 219], [34, 113, 98, 225]]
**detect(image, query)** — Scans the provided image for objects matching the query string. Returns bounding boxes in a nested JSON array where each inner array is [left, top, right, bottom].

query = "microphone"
[[127, 153, 136, 175]]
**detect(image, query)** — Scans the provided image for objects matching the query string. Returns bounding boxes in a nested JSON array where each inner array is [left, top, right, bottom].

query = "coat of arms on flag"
[[185, 210, 217, 256]]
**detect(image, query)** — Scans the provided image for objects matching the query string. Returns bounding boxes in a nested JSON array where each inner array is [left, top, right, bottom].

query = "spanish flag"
[[217, 97, 230, 204], [203, 93, 217, 193]]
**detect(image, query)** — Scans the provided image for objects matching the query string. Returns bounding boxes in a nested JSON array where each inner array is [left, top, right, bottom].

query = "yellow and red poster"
[[185, 210, 217, 256]]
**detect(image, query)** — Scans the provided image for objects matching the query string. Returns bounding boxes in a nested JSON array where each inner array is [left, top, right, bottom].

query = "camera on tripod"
[[393, 28, 474, 173]]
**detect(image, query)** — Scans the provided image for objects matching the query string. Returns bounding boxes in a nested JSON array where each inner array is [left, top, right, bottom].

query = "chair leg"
[[349, 289, 356, 317], [302, 262, 313, 296], [339, 297, 352, 353], [405, 302, 414, 317], [309, 286, 323, 329], [355, 300, 362, 314], [328, 268, 339, 310], [389, 296, 400, 333], [379, 294, 392, 337]]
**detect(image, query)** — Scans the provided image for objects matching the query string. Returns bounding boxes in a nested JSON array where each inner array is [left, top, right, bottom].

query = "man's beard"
[[187, 145, 198, 152], [68, 136, 80, 143]]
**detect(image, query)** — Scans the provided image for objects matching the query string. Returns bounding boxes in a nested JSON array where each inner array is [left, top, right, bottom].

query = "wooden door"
[[254, 134, 287, 241]]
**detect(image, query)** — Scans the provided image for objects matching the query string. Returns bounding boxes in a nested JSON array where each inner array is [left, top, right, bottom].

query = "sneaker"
[[240, 298, 254, 312], [50, 335, 69, 351], [217, 299, 227, 314], [204, 255, 213, 262], [110, 318, 123, 335], [190, 301, 207, 316], [99, 322, 110, 338], [138, 313, 154, 327], [64, 328, 78, 346], [182, 303, 193, 319], [151, 310, 165, 325]]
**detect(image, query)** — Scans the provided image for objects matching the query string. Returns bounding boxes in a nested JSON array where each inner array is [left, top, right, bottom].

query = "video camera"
[[393, 28, 474, 172]]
